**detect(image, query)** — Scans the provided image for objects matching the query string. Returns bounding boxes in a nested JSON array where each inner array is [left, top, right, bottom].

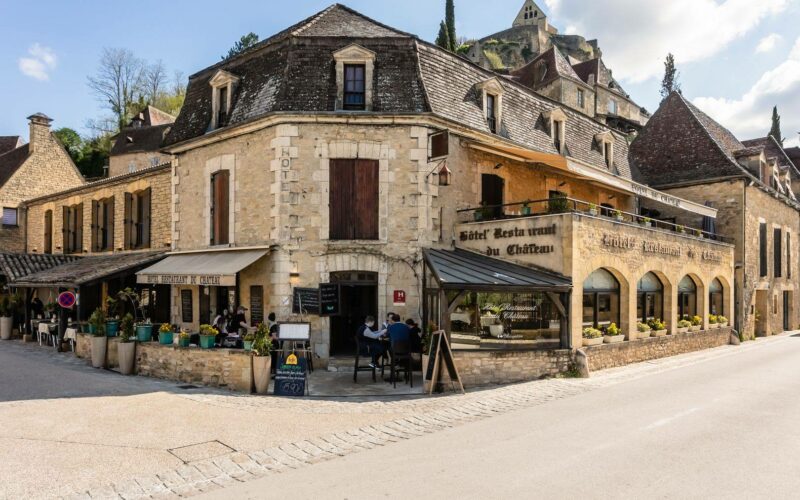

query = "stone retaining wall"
[[583, 327, 733, 372], [452, 349, 575, 386]]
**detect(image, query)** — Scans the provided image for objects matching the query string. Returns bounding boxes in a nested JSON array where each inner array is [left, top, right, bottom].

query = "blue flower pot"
[[136, 324, 153, 342], [159, 331, 174, 345], [106, 320, 119, 337], [199, 335, 215, 349]]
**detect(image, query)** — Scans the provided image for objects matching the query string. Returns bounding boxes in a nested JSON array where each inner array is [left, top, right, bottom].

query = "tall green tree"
[[52, 127, 109, 179], [659, 53, 681, 101], [222, 32, 260, 60], [445, 0, 457, 52], [435, 21, 451, 51], [769, 106, 783, 146]]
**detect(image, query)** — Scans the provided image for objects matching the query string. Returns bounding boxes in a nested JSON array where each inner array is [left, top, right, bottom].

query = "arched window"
[[709, 278, 724, 315], [678, 275, 697, 319], [637, 272, 664, 323], [582, 268, 620, 329]]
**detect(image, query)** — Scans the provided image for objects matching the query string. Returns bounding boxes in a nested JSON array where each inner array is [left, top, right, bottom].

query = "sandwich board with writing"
[[425, 331, 464, 395], [273, 352, 308, 397]]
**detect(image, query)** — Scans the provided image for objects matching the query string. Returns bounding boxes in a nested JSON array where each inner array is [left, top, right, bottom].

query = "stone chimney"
[[27, 112, 53, 154]]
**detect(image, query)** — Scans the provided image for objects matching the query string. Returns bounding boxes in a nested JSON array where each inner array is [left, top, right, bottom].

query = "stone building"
[[135, 4, 734, 370], [631, 92, 800, 339], [0, 114, 85, 253], [109, 106, 175, 177]]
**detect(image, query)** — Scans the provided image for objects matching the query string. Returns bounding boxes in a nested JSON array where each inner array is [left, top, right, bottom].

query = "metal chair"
[[389, 339, 413, 388], [353, 336, 377, 383]]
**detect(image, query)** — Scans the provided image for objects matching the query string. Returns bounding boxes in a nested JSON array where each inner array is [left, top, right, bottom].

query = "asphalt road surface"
[[205, 334, 800, 499]]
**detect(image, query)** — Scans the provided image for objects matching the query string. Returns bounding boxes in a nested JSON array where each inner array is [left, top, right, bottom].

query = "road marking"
[[645, 407, 699, 430]]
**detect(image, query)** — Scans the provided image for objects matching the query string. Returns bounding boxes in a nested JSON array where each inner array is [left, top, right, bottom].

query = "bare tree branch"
[[87, 48, 145, 131]]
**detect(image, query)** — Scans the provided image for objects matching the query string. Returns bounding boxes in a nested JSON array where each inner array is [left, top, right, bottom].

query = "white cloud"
[[693, 37, 800, 147], [18, 43, 57, 81], [545, 0, 787, 83], [756, 33, 782, 53]]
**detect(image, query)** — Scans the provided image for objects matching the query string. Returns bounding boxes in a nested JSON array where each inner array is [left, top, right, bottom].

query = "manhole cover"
[[177, 384, 199, 390], [168, 440, 235, 463]]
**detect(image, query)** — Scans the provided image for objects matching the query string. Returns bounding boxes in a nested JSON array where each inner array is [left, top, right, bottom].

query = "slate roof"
[[786, 147, 800, 166], [511, 46, 585, 89], [111, 124, 171, 156], [0, 253, 80, 282], [424, 248, 571, 291], [630, 92, 755, 187], [165, 3, 632, 178], [742, 136, 800, 176], [572, 58, 628, 96], [0, 143, 30, 187], [0, 136, 22, 155], [11, 251, 166, 287], [132, 106, 175, 127]]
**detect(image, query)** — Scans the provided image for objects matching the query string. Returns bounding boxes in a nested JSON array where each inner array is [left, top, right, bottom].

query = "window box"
[[603, 333, 624, 344], [583, 336, 603, 347]]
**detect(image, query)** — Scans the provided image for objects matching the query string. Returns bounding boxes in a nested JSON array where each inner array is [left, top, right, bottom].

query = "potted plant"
[[648, 318, 668, 336], [708, 314, 719, 329], [637, 321, 652, 339], [251, 322, 272, 394], [474, 202, 490, 221], [677, 319, 692, 334], [158, 323, 174, 345], [690, 315, 702, 331], [521, 200, 532, 216], [105, 296, 121, 336], [118, 313, 136, 375], [117, 288, 153, 342], [0, 296, 12, 340], [88, 308, 107, 369], [641, 216, 652, 228], [676, 225, 685, 234], [199, 324, 217, 349], [548, 195, 570, 214], [582, 327, 603, 346], [603, 323, 624, 343], [718, 315, 729, 327], [588, 203, 598, 216], [178, 330, 191, 348], [243, 332, 255, 351]]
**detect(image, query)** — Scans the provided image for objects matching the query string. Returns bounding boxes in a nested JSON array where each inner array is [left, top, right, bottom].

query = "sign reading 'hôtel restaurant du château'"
[[140, 274, 234, 287], [460, 223, 558, 257]]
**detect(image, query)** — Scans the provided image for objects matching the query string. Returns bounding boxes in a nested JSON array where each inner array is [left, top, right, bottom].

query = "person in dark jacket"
[[405, 318, 422, 353], [357, 315, 384, 368]]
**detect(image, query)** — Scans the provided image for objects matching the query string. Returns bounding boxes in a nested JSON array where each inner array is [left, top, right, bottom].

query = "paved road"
[[206, 334, 800, 500]]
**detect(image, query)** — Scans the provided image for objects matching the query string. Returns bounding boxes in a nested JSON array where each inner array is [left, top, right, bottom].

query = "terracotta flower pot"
[[0, 316, 12, 340], [118, 341, 136, 375], [91, 336, 107, 368], [252, 355, 272, 394]]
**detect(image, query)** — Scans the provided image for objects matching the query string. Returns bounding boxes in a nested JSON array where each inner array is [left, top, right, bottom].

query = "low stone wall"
[[452, 349, 575, 387], [75, 333, 253, 392], [583, 327, 733, 372]]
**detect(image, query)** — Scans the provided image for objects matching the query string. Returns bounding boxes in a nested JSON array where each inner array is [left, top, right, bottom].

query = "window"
[[678, 275, 697, 319], [582, 268, 620, 329], [91, 197, 115, 252], [2, 207, 17, 227], [43, 210, 52, 254], [577, 89, 585, 108], [210, 171, 230, 245], [774, 228, 782, 278], [124, 189, 151, 249], [486, 93, 498, 133], [62, 204, 83, 254], [208, 70, 239, 131], [759, 222, 768, 277], [217, 86, 228, 127], [552, 120, 564, 153], [788, 233, 792, 279], [709, 278, 724, 316], [609, 99, 618, 115], [343, 64, 366, 110], [637, 272, 664, 323], [329, 159, 379, 240], [603, 141, 613, 167]]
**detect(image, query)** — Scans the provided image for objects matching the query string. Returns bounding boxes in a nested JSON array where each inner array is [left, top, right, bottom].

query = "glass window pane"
[[583, 268, 619, 291]]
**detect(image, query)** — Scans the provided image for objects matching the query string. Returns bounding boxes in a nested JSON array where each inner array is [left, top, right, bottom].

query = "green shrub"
[[677, 319, 692, 328], [199, 324, 218, 336], [582, 327, 602, 339], [718, 315, 728, 324], [647, 318, 666, 331], [120, 313, 135, 343], [251, 322, 272, 357], [88, 308, 106, 337], [708, 314, 718, 324], [606, 323, 620, 336], [690, 315, 702, 326], [637, 322, 651, 333]]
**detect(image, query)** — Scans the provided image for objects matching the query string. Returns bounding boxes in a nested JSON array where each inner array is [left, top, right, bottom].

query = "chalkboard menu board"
[[319, 283, 340, 316], [292, 288, 320, 315], [181, 290, 193, 323], [250, 285, 264, 325], [273, 354, 308, 397]]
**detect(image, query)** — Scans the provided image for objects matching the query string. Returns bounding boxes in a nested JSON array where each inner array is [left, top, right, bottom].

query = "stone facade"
[[583, 327, 733, 372], [108, 151, 171, 178], [24, 164, 171, 255], [453, 348, 574, 386]]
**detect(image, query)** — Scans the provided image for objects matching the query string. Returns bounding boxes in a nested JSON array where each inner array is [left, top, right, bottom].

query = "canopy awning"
[[11, 251, 166, 288], [424, 248, 571, 292], [136, 248, 268, 287]]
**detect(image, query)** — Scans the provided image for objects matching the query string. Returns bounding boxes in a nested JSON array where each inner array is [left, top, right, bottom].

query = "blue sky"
[[1, 0, 798, 146]]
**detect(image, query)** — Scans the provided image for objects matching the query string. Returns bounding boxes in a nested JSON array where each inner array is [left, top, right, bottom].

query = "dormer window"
[[595, 131, 614, 168], [544, 108, 567, 154], [477, 78, 505, 136], [609, 98, 618, 115], [577, 89, 585, 108], [486, 94, 498, 133], [334, 44, 376, 111], [209, 70, 239, 131]]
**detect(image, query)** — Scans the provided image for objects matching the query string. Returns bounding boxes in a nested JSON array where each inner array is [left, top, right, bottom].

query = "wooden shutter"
[[107, 196, 115, 251], [44, 210, 52, 254], [75, 203, 83, 253], [91, 200, 99, 252], [62, 206, 69, 253], [141, 188, 151, 248], [124, 192, 132, 250], [329, 159, 355, 240], [212, 171, 229, 245], [354, 159, 379, 240]]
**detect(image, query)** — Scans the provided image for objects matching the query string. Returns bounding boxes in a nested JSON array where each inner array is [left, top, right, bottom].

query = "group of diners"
[[356, 312, 423, 372]]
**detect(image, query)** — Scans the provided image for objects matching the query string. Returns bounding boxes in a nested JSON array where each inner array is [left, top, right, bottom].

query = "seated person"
[[357, 315, 384, 369], [405, 318, 422, 353], [386, 313, 410, 344]]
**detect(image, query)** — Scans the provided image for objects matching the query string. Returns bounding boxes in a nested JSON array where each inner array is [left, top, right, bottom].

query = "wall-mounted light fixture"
[[424, 160, 452, 187], [493, 163, 503, 170]]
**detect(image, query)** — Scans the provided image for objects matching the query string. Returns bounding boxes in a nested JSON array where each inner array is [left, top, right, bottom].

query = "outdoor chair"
[[353, 336, 377, 383], [389, 339, 413, 388]]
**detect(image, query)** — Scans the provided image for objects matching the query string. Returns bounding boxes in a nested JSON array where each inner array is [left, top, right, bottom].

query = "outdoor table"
[[63, 328, 78, 352], [37, 322, 57, 347]]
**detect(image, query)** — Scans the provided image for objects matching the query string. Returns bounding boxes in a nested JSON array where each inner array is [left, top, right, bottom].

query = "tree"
[[53, 128, 83, 162], [769, 106, 784, 146], [52, 127, 109, 179], [435, 21, 451, 51], [87, 48, 146, 130], [222, 32, 260, 60], [445, 0, 457, 52], [659, 53, 681, 101], [144, 60, 168, 105]]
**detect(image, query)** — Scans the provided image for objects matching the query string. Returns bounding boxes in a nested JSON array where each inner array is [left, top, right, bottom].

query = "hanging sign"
[[57, 291, 76, 309], [319, 283, 340, 316], [393, 290, 406, 306]]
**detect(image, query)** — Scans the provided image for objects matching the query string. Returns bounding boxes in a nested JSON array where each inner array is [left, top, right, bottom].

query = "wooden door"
[[481, 174, 504, 218]]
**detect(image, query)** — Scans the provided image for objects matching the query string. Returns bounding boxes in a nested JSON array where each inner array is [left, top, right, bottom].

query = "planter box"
[[159, 331, 174, 345], [252, 355, 272, 394], [677, 327, 689, 334], [638, 331, 652, 339], [0, 316, 12, 340], [583, 337, 603, 347], [653, 329, 668, 337], [118, 341, 136, 375], [710, 323, 720, 329], [91, 336, 107, 368], [719, 322, 728, 328], [199, 335, 215, 349], [178, 337, 190, 348], [488, 324, 504, 337], [603, 334, 624, 344], [588, 209, 598, 216], [690, 325, 701, 332]]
